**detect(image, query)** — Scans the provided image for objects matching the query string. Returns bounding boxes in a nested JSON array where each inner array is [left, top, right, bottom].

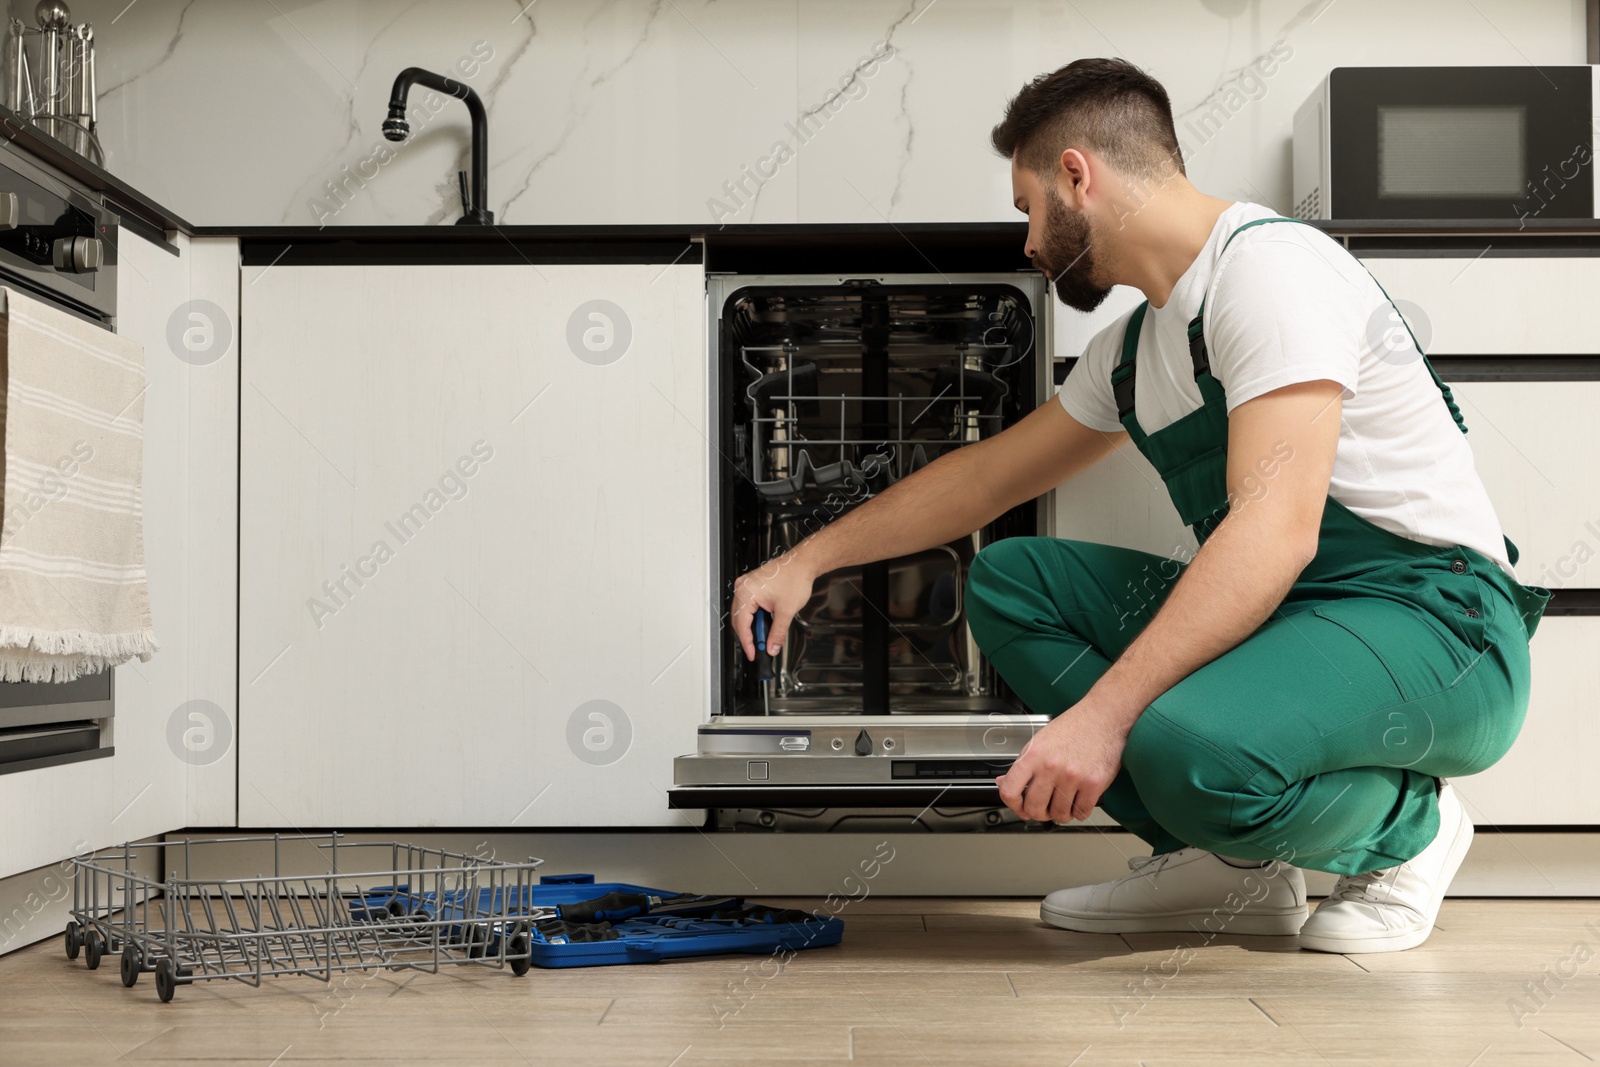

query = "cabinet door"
[[1359, 257, 1600, 355], [1451, 382, 1600, 589], [239, 263, 707, 827], [118, 235, 241, 832], [1456, 617, 1600, 825]]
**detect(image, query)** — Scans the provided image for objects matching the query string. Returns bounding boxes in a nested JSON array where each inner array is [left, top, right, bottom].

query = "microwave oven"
[[1291, 66, 1599, 222]]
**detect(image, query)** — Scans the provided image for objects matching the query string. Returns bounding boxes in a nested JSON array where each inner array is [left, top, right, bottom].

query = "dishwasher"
[[670, 271, 1057, 831]]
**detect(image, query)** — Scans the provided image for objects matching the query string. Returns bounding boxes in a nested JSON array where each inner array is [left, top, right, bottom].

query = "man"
[[732, 58, 1549, 953]]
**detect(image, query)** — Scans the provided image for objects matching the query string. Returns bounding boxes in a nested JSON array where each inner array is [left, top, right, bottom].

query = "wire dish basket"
[[63, 833, 547, 1002]]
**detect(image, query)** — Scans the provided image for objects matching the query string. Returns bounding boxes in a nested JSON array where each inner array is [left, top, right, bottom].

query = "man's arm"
[[733, 399, 1124, 661], [996, 378, 1344, 823]]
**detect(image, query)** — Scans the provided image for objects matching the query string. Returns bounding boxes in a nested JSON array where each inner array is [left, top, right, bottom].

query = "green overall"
[[966, 217, 1552, 875]]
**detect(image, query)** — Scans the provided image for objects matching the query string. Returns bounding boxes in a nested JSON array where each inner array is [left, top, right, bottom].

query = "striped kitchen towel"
[[0, 286, 157, 682]]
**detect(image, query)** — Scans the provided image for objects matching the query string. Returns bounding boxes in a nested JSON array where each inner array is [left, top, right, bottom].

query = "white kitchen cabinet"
[[1452, 382, 1600, 589], [1056, 257, 1600, 361], [1456, 617, 1600, 825], [117, 234, 241, 833], [238, 261, 707, 827], [1052, 439, 1196, 561], [0, 231, 239, 883], [1049, 284, 1147, 368], [1359, 256, 1600, 355], [1054, 382, 1600, 589]]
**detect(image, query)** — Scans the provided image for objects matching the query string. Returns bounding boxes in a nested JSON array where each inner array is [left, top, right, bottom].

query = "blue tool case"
[[353, 872, 845, 968]]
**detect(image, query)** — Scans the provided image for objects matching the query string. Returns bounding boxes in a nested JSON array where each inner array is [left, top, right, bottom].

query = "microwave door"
[[1326, 66, 1596, 221]]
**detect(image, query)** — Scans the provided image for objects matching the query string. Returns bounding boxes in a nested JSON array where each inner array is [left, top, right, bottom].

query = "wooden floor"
[[3, 896, 1598, 1066]]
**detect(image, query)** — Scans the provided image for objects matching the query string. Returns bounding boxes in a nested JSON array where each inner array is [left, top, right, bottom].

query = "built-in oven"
[[0, 139, 118, 773], [0, 139, 115, 322], [670, 272, 1054, 830], [0, 673, 113, 773], [1292, 66, 1599, 223]]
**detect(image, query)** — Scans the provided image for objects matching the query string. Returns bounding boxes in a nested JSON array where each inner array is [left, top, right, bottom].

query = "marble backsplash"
[[25, 0, 1590, 226]]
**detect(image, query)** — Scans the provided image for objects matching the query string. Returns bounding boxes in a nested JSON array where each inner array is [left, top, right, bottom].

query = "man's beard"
[[1039, 189, 1112, 313]]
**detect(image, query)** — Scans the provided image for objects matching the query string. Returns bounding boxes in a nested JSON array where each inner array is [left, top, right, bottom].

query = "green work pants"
[[965, 537, 1536, 876]]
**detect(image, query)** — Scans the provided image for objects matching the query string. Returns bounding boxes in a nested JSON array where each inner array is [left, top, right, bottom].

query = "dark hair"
[[991, 58, 1184, 182]]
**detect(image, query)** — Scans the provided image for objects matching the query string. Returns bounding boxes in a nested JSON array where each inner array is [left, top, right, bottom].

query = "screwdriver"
[[554, 891, 741, 923], [753, 608, 775, 714]]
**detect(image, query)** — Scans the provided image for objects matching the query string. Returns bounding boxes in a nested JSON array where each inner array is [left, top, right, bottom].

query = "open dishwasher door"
[[670, 272, 1057, 832]]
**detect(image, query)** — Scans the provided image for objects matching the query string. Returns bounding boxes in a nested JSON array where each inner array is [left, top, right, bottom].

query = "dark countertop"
[[219, 223, 1038, 273], [5, 113, 1600, 257], [212, 218, 1600, 272], [202, 217, 1600, 240]]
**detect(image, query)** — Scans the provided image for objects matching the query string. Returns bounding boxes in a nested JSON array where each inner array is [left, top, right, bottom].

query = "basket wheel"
[[509, 933, 531, 977], [83, 928, 102, 971], [63, 921, 81, 961], [120, 945, 142, 988], [154, 959, 176, 1003], [465, 925, 487, 959]]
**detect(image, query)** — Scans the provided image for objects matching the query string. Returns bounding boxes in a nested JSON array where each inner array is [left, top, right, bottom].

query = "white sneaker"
[[1040, 847, 1308, 935], [1298, 781, 1473, 954]]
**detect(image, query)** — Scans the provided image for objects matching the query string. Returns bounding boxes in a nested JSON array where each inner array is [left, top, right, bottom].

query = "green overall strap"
[[1110, 301, 1151, 448], [1190, 215, 1469, 437], [1111, 299, 1228, 442]]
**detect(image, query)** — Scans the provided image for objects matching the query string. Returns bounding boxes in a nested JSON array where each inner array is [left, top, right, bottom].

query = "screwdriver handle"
[[753, 609, 775, 682], [557, 891, 652, 924]]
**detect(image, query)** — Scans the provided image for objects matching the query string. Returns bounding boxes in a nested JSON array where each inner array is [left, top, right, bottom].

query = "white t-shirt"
[[1058, 201, 1516, 578]]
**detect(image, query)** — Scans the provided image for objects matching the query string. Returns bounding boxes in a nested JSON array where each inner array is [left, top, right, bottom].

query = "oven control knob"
[[0, 192, 17, 230], [52, 236, 103, 274], [854, 729, 872, 756]]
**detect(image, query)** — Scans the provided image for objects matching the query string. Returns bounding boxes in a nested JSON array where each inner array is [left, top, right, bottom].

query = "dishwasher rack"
[[740, 347, 1013, 502], [63, 834, 547, 1002]]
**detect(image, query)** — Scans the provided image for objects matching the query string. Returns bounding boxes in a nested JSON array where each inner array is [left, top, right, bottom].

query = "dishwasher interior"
[[672, 273, 1056, 831]]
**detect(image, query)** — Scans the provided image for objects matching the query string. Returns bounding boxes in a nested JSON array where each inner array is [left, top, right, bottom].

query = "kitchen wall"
[[30, 0, 1589, 227]]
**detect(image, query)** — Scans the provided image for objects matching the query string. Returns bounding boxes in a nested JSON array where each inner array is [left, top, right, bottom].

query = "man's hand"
[[731, 554, 818, 661], [995, 700, 1132, 822]]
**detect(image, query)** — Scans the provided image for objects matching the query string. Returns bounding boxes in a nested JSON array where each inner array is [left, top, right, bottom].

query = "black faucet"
[[383, 67, 493, 225]]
